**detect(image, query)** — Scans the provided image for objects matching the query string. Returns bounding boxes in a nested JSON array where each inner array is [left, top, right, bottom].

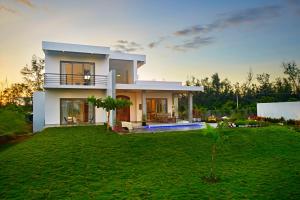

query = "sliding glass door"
[[60, 99, 95, 125], [60, 61, 95, 85], [146, 98, 168, 120]]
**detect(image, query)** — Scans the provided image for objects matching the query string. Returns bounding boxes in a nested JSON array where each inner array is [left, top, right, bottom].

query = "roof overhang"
[[110, 51, 146, 65], [42, 41, 110, 55], [116, 83, 204, 92]]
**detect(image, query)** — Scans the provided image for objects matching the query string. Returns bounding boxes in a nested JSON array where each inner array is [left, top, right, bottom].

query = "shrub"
[[235, 120, 247, 127], [286, 119, 300, 126], [248, 120, 258, 126], [0, 109, 29, 136], [230, 111, 247, 121], [263, 117, 285, 123]]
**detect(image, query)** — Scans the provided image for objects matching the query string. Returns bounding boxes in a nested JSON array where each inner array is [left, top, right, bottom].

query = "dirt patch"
[[0, 134, 32, 145]]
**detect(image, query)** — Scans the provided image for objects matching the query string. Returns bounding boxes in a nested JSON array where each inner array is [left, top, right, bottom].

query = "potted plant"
[[142, 114, 147, 126]]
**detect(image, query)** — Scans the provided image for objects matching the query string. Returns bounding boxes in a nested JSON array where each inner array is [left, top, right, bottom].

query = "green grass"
[[0, 109, 30, 136], [1, 126, 300, 199]]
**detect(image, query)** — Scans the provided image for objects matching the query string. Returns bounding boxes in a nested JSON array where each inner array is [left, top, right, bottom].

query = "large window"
[[60, 99, 95, 125], [60, 61, 95, 85], [146, 98, 168, 114]]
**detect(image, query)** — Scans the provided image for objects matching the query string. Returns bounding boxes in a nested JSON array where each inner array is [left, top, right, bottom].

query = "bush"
[[234, 119, 264, 127], [235, 120, 247, 126], [248, 120, 258, 126], [263, 117, 285, 123], [286, 119, 300, 126], [230, 111, 247, 121], [0, 109, 30, 136]]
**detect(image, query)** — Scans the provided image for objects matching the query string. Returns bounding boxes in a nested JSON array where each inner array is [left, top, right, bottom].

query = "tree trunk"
[[210, 144, 216, 178], [107, 111, 110, 131]]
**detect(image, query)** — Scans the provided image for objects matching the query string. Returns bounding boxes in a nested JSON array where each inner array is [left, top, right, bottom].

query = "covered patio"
[[115, 89, 194, 124]]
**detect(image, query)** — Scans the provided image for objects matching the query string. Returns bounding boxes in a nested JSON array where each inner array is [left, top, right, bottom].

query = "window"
[[146, 98, 168, 114], [60, 99, 95, 125], [60, 61, 95, 85]]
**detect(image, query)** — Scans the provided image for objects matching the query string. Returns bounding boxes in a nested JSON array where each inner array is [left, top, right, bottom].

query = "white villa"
[[33, 41, 203, 132]]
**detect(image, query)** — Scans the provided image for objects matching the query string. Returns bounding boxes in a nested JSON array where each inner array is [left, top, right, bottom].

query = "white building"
[[257, 101, 300, 120], [33, 41, 203, 132]]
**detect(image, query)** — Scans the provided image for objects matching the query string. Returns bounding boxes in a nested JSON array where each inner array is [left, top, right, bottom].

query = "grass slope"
[[1, 126, 300, 199]]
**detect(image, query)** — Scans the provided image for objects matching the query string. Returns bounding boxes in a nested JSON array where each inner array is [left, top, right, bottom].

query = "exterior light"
[[84, 75, 91, 80]]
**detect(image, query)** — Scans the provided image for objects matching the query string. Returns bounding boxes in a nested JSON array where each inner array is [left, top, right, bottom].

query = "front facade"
[[33, 41, 203, 132]]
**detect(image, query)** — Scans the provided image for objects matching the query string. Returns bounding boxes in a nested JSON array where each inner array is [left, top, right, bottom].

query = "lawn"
[[1, 126, 300, 199]]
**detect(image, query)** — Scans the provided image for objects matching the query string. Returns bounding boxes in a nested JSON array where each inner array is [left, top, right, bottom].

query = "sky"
[[1, 0, 300, 85]]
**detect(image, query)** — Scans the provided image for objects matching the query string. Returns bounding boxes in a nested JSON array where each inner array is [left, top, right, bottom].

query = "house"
[[33, 41, 203, 132]]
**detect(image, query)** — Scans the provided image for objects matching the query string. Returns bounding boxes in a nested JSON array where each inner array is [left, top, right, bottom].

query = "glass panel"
[[60, 99, 95, 124], [83, 63, 94, 85], [61, 62, 94, 85], [61, 100, 68, 124], [146, 98, 168, 120], [73, 63, 84, 85], [61, 62, 72, 85], [160, 99, 167, 113]]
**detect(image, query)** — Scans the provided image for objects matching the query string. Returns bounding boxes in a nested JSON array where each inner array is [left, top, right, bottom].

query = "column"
[[107, 70, 116, 126], [141, 90, 147, 121], [133, 60, 137, 84], [188, 92, 193, 122], [173, 94, 179, 118]]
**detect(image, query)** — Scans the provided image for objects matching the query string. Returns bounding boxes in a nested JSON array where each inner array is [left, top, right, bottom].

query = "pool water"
[[132, 122, 205, 133]]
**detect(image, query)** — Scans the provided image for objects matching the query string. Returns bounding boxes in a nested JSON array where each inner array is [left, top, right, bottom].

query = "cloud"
[[148, 36, 168, 48], [16, 0, 34, 8], [174, 5, 282, 36], [287, 0, 300, 5], [149, 4, 283, 51], [113, 40, 144, 52], [170, 36, 214, 52], [0, 5, 17, 14], [286, 0, 300, 15], [174, 25, 213, 36]]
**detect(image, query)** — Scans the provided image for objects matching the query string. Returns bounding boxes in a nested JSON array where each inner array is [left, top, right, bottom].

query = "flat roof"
[[42, 41, 146, 62]]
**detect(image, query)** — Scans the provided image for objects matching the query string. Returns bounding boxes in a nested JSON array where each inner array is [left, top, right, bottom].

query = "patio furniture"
[[155, 113, 176, 123], [121, 121, 133, 131]]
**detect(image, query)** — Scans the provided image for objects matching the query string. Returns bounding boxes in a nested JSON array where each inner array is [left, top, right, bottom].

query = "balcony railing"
[[44, 73, 107, 87]]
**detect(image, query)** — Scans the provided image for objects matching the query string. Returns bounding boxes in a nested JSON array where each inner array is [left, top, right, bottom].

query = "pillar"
[[188, 92, 193, 122], [107, 70, 116, 126], [141, 90, 147, 121], [172, 93, 179, 118], [133, 60, 137, 84]]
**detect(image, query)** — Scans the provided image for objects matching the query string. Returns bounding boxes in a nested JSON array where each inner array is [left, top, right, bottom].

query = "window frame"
[[146, 98, 168, 114], [60, 98, 95, 125], [60, 61, 95, 85]]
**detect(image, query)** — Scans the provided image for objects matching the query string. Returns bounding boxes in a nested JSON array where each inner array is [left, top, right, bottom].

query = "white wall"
[[45, 51, 109, 75], [257, 101, 300, 120], [45, 89, 106, 125], [33, 91, 45, 132]]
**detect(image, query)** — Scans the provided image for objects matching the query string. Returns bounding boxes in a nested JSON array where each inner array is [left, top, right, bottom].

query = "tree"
[[88, 96, 132, 130], [282, 62, 300, 95], [211, 73, 221, 94], [0, 83, 30, 105], [202, 124, 227, 183], [20, 55, 45, 95]]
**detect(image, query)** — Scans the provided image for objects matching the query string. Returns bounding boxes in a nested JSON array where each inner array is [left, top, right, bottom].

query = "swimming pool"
[[132, 122, 205, 133]]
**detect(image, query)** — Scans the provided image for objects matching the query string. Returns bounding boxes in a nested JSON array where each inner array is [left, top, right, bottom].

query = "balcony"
[[44, 73, 107, 89]]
